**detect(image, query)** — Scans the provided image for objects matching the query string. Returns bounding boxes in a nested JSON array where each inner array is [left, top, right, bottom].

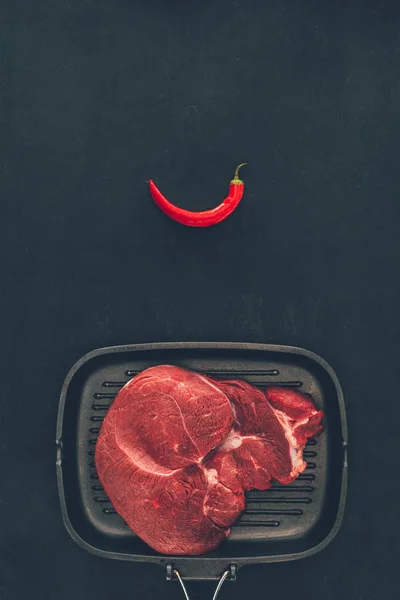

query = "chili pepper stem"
[[231, 162, 248, 184]]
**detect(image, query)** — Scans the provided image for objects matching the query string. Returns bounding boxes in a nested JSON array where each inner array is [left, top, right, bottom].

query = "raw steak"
[[95, 365, 324, 555]]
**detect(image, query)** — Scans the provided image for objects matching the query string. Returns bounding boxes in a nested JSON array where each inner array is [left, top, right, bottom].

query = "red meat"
[[95, 366, 323, 555]]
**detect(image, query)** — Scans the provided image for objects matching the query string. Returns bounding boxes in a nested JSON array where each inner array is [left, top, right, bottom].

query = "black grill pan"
[[56, 342, 347, 581]]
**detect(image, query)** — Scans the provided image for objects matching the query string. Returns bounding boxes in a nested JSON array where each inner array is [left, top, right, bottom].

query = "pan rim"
[[56, 341, 348, 574]]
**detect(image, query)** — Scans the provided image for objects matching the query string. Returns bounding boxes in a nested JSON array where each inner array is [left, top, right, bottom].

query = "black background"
[[1, 1, 399, 598]]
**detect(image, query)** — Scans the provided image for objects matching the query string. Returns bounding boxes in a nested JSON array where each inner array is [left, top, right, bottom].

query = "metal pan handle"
[[167, 564, 236, 600]]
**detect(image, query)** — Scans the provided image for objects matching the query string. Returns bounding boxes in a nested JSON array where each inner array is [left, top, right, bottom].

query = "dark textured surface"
[[0, 0, 399, 598]]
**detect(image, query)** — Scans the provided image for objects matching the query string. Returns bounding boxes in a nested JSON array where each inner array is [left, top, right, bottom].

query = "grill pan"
[[56, 342, 347, 583]]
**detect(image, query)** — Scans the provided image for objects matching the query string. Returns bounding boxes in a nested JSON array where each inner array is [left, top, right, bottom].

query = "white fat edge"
[[115, 433, 183, 477], [116, 453, 178, 478], [197, 372, 232, 396], [126, 450, 179, 477], [230, 401, 240, 422], [198, 422, 244, 467], [119, 373, 152, 392], [203, 468, 219, 485], [119, 366, 177, 392], [217, 429, 243, 451], [201, 429, 243, 480], [268, 406, 310, 473], [293, 410, 318, 429], [119, 378, 133, 392]]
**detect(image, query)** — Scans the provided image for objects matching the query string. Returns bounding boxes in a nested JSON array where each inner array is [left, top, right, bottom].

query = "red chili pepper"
[[148, 163, 247, 227]]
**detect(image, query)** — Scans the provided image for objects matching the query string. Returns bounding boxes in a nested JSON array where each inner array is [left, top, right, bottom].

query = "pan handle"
[[173, 570, 191, 600], [211, 570, 231, 600], [167, 564, 235, 600]]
